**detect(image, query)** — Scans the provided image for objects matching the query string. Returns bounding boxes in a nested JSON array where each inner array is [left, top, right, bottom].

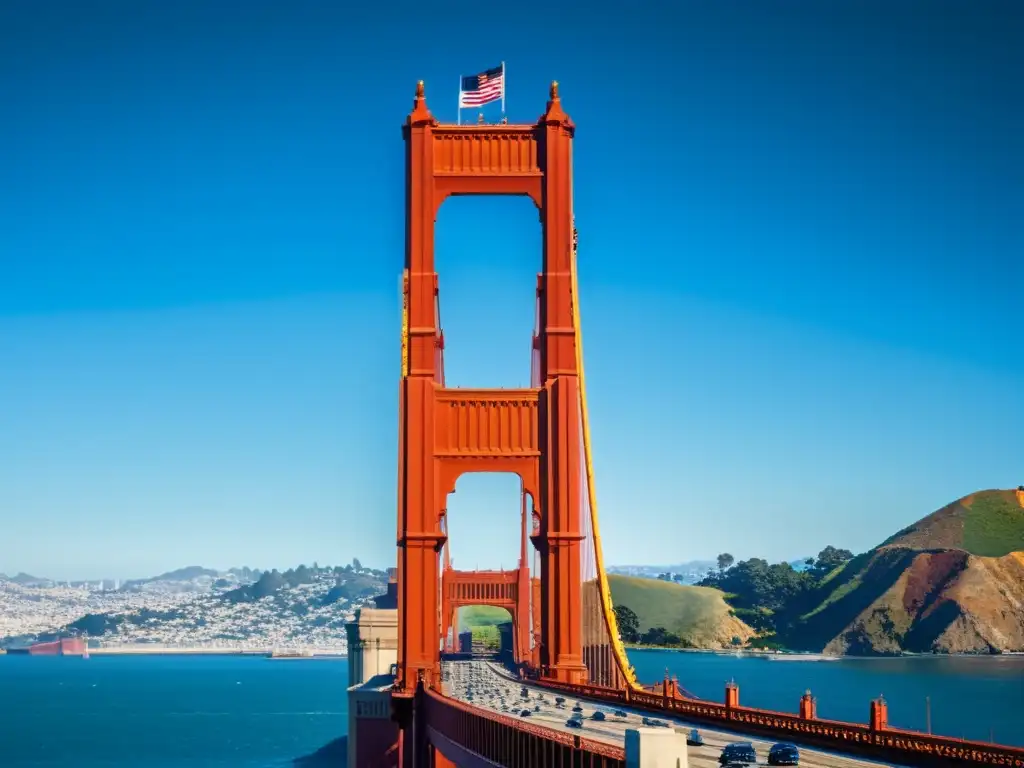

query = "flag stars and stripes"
[[459, 65, 504, 108]]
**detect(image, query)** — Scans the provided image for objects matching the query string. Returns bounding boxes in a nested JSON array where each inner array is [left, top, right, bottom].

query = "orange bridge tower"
[[395, 79, 586, 696]]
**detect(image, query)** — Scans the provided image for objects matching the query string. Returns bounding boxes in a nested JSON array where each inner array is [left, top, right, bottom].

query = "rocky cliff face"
[[800, 490, 1024, 655], [819, 548, 1024, 655]]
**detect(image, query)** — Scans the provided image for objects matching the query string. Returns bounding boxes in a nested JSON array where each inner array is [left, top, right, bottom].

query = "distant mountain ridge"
[[3, 563, 391, 650], [0, 572, 51, 586], [149, 566, 221, 582], [0, 566, 269, 591]]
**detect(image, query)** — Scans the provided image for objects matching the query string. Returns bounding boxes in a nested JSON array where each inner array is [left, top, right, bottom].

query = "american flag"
[[459, 64, 504, 108]]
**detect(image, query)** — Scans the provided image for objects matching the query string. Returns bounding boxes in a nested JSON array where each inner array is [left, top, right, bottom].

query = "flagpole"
[[457, 76, 462, 125], [501, 61, 506, 116]]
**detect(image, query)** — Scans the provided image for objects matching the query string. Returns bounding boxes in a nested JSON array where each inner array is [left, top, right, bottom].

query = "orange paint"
[[440, 568, 526, 662], [396, 80, 586, 700]]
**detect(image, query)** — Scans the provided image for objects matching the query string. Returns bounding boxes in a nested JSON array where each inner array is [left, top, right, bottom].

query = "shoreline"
[[623, 645, 1021, 660], [1, 645, 347, 658], [90, 646, 347, 657]]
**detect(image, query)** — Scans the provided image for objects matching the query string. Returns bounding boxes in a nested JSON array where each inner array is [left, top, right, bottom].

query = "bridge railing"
[[423, 686, 625, 767], [532, 678, 1024, 768]]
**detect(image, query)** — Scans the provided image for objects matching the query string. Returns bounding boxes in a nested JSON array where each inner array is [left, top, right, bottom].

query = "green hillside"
[[607, 574, 752, 647], [454, 576, 750, 648], [880, 489, 1024, 557], [458, 605, 511, 630]]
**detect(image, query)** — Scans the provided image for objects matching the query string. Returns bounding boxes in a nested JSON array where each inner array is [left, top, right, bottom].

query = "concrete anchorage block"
[[624, 727, 689, 768]]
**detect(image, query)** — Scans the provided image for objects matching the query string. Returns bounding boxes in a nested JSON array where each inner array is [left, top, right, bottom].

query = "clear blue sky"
[[1, 1, 1021, 581]]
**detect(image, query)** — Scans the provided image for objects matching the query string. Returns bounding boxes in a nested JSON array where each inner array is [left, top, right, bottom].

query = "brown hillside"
[[820, 548, 1024, 655], [795, 489, 1024, 656], [879, 489, 1024, 557]]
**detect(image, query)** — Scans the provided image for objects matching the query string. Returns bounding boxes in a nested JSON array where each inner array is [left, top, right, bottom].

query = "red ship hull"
[[23, 638, 86, 656]]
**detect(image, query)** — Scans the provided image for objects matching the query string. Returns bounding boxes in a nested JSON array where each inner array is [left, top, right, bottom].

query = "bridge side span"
[[423, 686, 625, 768], [530, 677, 1024, 767]]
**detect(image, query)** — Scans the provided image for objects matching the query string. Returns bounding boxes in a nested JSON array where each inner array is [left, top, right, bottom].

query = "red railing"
[[531, 678, 1024, 767], [423, 686, 625, 767]]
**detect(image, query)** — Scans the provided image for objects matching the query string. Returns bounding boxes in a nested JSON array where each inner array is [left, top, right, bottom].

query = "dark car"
[[719, 742, 757, 765], [565, 718, 583, 729], [768, 742, 800, 765], [519, 709, 531, 717], [686, 728, 704, 747], [591, 711, 606, 721]]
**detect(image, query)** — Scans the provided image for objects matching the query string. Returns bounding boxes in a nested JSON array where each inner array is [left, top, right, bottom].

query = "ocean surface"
[[1, 651, 1022, 767]]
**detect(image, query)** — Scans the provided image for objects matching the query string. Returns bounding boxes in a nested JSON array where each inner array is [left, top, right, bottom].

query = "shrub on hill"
[[65, 613, 124, 636], [696, 546, 855, 641]]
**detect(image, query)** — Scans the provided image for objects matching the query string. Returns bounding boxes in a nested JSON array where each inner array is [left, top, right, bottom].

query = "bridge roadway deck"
[[443, 660, 908, 768]]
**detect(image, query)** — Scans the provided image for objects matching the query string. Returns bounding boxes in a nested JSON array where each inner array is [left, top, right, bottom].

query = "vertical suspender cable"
[[569, 171, 639, 688]]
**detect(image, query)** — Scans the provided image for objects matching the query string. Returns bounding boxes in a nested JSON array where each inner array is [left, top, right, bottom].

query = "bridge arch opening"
[[441, 471, 536, 666], [434, 196, 539, 389], [454, 605, 512, 656], [443, 472, 532, 571]]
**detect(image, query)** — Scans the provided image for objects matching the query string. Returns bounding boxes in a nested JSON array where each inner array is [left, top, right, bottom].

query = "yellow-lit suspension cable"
[[570, 222, 639, 689]]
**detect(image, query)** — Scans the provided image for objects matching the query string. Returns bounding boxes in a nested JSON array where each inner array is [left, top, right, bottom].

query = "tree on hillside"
[[613, 605, 640, 643], [811, 546, 854, 578], [717, 553, 735, 573], [640, 626, 682, 646], [704, 557, 814, 616], [352, 558, 362, 570]]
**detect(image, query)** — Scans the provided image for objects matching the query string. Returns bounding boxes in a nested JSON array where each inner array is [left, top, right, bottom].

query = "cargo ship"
[[6, 637, 87, 656], [269, 649, 314, 659]]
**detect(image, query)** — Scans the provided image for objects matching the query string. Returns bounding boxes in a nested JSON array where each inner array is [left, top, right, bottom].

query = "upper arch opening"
[[434, 196, 539, 389]]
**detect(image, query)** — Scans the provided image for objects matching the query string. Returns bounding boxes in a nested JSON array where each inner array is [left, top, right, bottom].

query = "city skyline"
[[1, 1, 1021, 581]]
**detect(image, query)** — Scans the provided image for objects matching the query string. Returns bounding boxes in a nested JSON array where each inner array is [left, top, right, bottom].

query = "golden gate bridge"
[[341, 79, 1024, 768]]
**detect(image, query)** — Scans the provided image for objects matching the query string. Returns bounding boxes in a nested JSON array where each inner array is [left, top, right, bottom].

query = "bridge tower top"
[[401, 80, 577, 385]]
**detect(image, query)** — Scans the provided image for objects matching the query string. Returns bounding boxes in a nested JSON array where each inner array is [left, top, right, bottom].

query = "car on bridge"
[[719, 741, 757, 765], [686, 728, 704, 747], [565, 717, 583, 729], [768, 742, 800, 765]]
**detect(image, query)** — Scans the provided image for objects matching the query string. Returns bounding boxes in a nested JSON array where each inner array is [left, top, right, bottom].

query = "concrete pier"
[[626, 727, 689, 768]]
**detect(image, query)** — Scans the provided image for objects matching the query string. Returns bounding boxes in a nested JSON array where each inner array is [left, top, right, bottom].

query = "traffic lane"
[[444, 661, 905, 768], [463, 693, 879, 768]]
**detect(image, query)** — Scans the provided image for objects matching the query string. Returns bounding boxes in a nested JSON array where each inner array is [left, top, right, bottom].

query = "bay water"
[[0, 651, 1020, 767]]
